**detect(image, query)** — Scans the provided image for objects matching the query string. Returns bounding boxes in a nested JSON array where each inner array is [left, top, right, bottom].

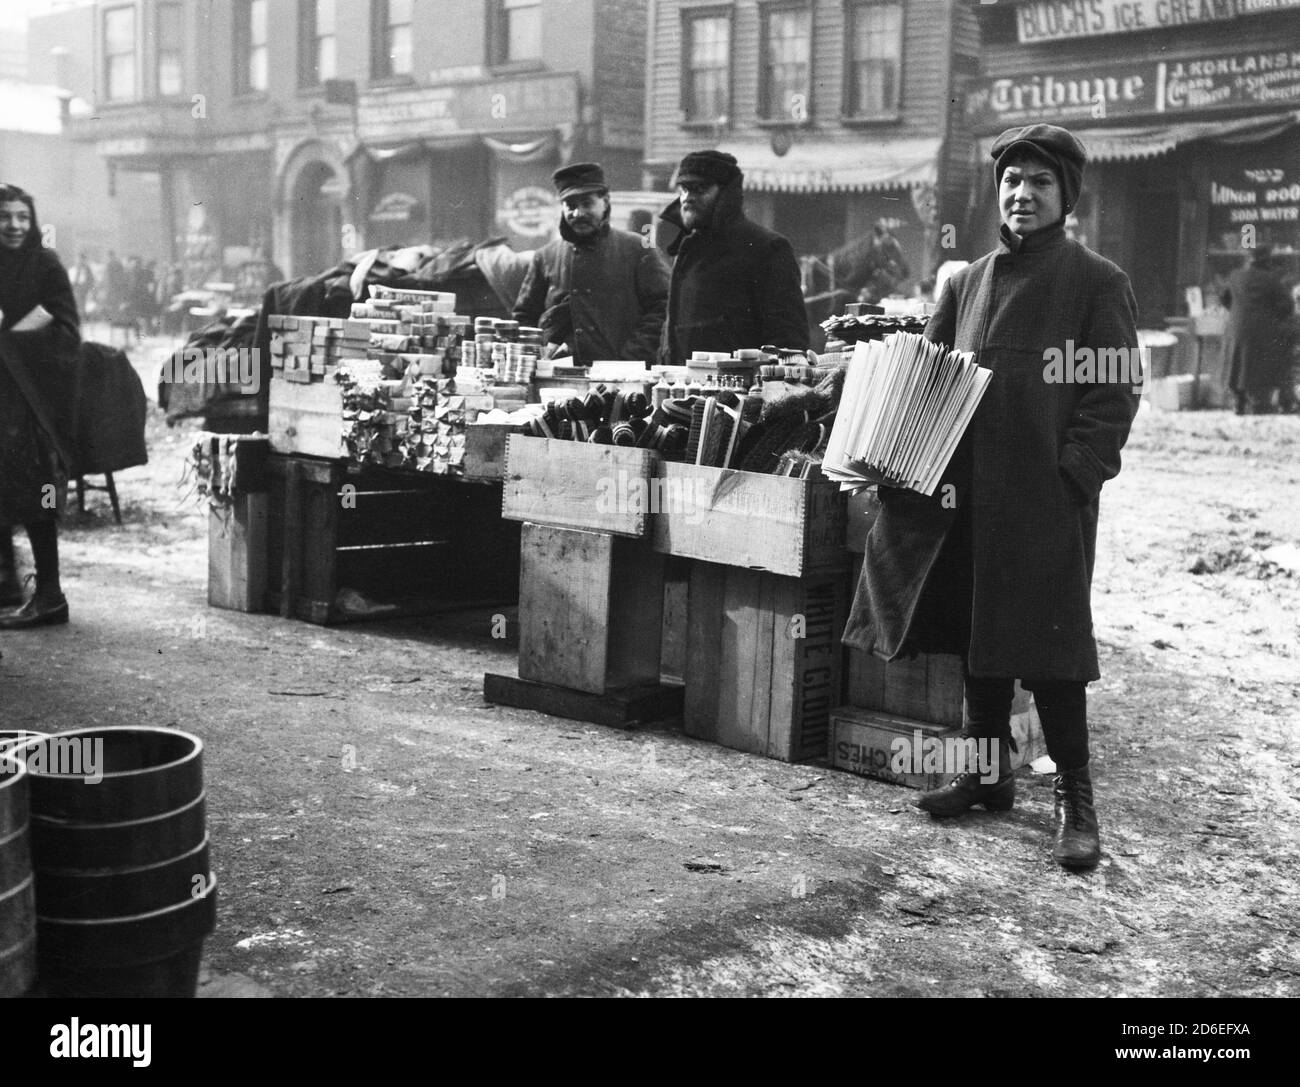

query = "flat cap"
[[552, 162, 608, 201]]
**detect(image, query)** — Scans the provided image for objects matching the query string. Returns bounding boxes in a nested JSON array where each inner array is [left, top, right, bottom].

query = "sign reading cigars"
[[1016, 0, 1300, 43], [965, 47, 1300, 130]]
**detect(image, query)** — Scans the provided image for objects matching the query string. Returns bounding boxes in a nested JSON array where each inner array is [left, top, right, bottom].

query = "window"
[[104, 6, 136, 102], [235, 0, 268, 94], [300, 0, 337, 87], [681, 9, 730, 124], [155, 2, 183, 96], [496, 0, 541, 65], [372, 0, 413, 79], [759, 4, 811, 122], [845, 0, 902, 117]]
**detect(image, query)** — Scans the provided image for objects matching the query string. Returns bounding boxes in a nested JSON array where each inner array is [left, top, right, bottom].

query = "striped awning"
[[712, 137, 940, 193], [977, 111, 1300, 163]]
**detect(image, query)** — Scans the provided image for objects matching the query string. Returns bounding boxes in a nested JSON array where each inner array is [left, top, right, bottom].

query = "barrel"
[[0, 747, 35, 998], [22, 726, 217, 998]]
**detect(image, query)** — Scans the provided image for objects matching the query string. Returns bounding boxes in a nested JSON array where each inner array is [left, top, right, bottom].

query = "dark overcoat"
[[512, 215, 669, 365], [843, 222, 1140, 682], [1221, 261, 1295, 395], [657, 177, 809, 365]]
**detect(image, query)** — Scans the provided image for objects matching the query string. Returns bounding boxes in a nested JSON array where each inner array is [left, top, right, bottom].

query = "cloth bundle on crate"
[[73, 341, 148, 476]]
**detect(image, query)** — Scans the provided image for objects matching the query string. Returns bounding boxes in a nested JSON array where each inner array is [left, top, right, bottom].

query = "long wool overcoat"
[[1221, 260, 1295, 397], [843, 222, 1140, 682], [657, 177, 810, 366]]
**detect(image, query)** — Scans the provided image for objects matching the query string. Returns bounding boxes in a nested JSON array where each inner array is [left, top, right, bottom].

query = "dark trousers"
[[963, 670, 1089, 772]]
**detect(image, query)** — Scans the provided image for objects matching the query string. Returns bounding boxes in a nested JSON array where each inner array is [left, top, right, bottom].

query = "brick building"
[[62, 0, 649, 282]]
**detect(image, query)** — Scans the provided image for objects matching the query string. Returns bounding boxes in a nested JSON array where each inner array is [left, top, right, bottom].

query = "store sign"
[[498, 186, 555, 238], [369, 192, 424, 223], [1017, 0, 1300, 43], [966, 48, 1300, 130], [1208, 164, 1300, 247], [357, 74, 578, 141]]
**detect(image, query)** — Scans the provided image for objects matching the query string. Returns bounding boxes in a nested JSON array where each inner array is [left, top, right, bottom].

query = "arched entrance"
[[290, 161, 343, 278]]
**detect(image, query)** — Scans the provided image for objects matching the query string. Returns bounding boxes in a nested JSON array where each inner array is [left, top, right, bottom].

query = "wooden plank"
[[659, 559, 689, 684], [830, 707, 960, 790], [517, 524, 613, 694], [279, 459, 304, 619], [651, 462, 845, 576], [502, 436, 656, 537], [780, 572, 847, 762], [683, 561, 727, 743], [483, 673, 683, 730], [269, 377, 347, 460], [605, 537, 667, 690], [463, 424, 519, 481], [717, 567, 763, 753], [207, 493, 268, 612]]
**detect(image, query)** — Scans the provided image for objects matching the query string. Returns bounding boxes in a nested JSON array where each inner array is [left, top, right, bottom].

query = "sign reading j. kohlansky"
[[965, 47, 1300, 131]]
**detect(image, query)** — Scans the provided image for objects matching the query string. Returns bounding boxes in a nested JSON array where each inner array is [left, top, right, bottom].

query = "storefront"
[[338, 73, 597, 257], [968, 6, 1300, 325]]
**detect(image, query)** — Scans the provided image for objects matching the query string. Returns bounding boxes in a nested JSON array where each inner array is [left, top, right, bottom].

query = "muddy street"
[[2, 377, 1298, 1020]]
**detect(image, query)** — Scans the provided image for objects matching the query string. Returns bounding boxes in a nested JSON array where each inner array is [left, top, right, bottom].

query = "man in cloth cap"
[[658, 150, 809, 365], [844, 123, 1141, 870], [513, 162, 669, 366]]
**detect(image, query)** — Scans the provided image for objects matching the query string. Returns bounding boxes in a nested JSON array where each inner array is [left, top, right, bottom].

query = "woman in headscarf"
[[0, 182, 81, 628]]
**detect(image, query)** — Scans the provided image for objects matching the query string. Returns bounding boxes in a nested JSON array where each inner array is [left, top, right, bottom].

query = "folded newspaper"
[[823, 332, 990, 497]]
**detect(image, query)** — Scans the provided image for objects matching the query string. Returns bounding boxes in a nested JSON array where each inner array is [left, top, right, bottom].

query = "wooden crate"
[[265, 454, 519, 624], [268, 377, 346, 460], [207, 493, 269, 612], [830, 708, 958, 790], [683, 561, 849, 762], [502, 436, 657, 537], [830, 703, 1046, 788], [651, 463, 846, 577], [516, 523, 665, 695], [463, 424, 522, 482]]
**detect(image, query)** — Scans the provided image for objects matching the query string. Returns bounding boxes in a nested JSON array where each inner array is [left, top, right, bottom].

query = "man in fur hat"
[[844, 124, 1141, 870], [658, 150, 809, 365]]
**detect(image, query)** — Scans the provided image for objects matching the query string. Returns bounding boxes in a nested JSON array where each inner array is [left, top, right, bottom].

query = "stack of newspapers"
[[823, 332, 991, 497]]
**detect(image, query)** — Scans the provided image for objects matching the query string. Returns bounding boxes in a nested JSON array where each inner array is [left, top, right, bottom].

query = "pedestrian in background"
[[68, 250, 95, 318], [512, 162, 669, 365], [1221, 244, 1297, 414], [0, 182, 81, 628], [844, 124, 1141, 870], [657, 150, 808, 365]]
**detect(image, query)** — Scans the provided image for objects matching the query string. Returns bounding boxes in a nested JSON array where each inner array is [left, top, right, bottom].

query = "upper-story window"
[[494, 0, 542, 65], [372, 0, 413, 79], [300, 0, 338, 87], [155, 1, 183, 96], [681, 8, 730, 124], [103, 5, 136, 102], [235, 0, 268, 94], [844, 0, 903, 118], [759, 3, 812, 123]]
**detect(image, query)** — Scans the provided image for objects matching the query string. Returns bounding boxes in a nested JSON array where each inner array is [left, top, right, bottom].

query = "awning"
[[713, 137, 941, 193], [976, 111, 1300, 163]]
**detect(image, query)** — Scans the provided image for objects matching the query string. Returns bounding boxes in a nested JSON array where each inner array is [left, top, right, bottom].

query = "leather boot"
[[0, 572, 21, 609], [1052, 764, 1101, 869], [915, 737, 1014, 817]]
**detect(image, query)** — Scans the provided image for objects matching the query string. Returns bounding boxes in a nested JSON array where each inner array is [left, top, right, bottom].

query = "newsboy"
[[843, 123, 1141, 870], [512, 162, 669, 365], [658, 150, 809, 365]]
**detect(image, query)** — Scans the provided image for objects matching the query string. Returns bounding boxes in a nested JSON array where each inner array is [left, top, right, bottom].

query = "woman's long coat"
[[843, 222, 1140, 682]]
